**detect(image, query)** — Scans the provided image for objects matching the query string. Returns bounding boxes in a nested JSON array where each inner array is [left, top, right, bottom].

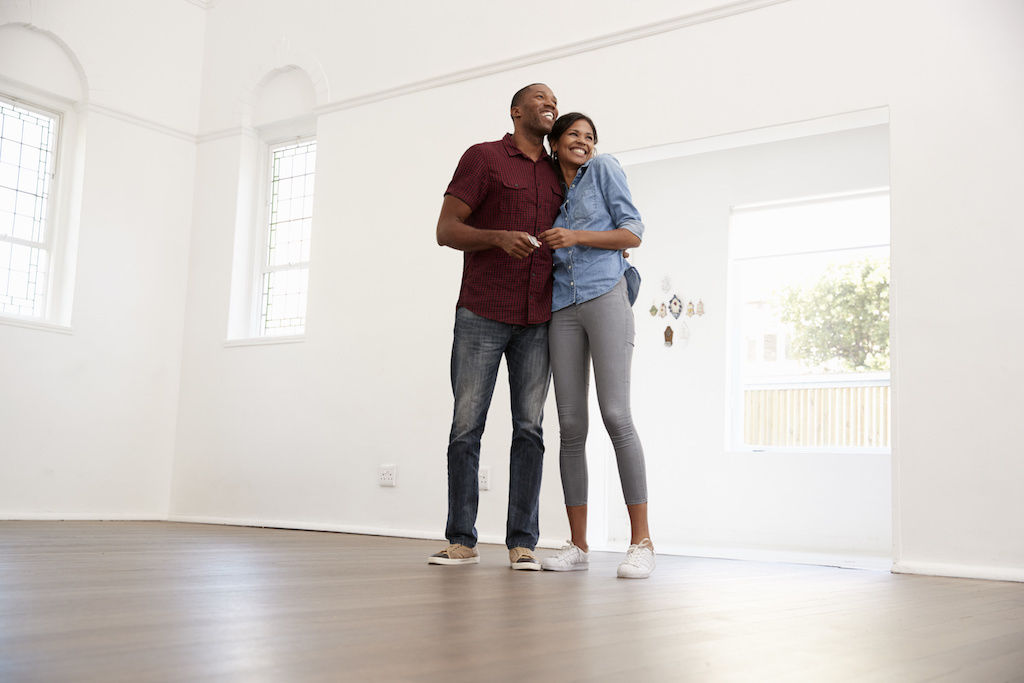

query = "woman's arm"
[[539, 226, 640, 250], [539, 155, 644, 251]]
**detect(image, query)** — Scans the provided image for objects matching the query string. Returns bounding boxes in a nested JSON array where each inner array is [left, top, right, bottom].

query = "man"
[[430, 84, 562, 570]]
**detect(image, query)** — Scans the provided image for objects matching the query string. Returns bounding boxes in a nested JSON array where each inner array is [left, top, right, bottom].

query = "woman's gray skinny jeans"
[[549, 277, 648, 507]]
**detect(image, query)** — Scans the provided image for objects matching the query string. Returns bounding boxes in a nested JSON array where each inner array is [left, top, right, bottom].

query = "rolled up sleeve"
[[593, 155, 644, 240]]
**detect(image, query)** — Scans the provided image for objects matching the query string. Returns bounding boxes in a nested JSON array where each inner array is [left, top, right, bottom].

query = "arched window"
[[227, 66, 319, 340], [0, 24, 87, 328]]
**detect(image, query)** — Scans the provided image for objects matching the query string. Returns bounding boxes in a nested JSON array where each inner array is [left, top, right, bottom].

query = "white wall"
[[170, 0, 1024, 580], [3, 0, 1021, 580], [0, 1, 205, 517]]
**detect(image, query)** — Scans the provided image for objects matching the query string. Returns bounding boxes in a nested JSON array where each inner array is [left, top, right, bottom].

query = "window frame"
[[250, 135, 317, 338], [0, 91, 65, 326]]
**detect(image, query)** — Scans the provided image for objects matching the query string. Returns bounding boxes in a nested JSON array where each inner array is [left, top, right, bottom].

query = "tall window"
[[258, 139, 316, 336], [0, 97, 58, 318], [729, 189, 891, 452]]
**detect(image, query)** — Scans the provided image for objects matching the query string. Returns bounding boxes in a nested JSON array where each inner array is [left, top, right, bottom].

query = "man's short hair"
[[511, 83, 545, 110]]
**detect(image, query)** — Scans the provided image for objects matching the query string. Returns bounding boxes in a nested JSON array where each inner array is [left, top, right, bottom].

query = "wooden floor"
[[1, 523, 1022, 682]]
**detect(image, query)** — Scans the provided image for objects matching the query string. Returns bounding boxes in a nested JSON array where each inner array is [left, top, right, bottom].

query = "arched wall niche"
[[252, 66, 318, 129], [0, 23, 88, 103], [237, 37, 330, 128]]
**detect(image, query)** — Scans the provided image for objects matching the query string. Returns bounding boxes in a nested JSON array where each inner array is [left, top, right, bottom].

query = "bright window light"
[[0, 97, 58, 318], [259, 139, 316, 336], [729, 190, 891, 451]]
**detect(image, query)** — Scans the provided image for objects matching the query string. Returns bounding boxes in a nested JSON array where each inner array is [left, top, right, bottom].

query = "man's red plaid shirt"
[[445, 134, 563, 326]]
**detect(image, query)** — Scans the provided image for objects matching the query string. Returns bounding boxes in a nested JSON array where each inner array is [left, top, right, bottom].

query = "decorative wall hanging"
[[686, 300, 696, 317], [668, 295, 682, 319], [677, 321, 690, 343], [649, 303, 658, 317], [664, 326, 674, 347], [696, 299, 705, 316], [658, 303, 667, 318]]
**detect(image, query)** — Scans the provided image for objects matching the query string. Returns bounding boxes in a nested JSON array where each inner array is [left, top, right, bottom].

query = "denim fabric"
[[446, 307, 550, 549], [551, 154, 644, 312]]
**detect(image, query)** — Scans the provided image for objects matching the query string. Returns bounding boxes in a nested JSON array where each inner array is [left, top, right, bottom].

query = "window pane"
[[0, 240, 48, 316], [260, 139, 315, 335], [259, 267, 308, 336], [266, 141, 315, 268], [0, 98, 57, 318], [731, 192, 891, 449]]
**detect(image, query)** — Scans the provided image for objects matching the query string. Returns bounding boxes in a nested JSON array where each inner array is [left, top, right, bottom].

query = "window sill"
[[0, 315, 73, 335], [224, 334, 305, 348]]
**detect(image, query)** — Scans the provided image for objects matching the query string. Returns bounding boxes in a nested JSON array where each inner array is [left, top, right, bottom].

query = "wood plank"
[[0, 522, 1021, 682]]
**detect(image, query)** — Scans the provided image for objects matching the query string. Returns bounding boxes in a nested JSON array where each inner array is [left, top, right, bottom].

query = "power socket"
[[378, 464, 397, 487], [478, 466, 490, 491]]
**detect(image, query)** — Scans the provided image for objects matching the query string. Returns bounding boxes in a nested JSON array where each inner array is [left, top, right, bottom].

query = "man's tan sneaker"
[[509, 546, 541, 570], [428, 543, 480, 565]]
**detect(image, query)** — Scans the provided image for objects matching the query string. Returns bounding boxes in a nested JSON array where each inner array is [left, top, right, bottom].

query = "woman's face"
[[552, 118, 596, 168]]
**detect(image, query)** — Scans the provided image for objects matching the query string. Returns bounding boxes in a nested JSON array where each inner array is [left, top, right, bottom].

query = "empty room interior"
[[1, 0, 1023, 680]]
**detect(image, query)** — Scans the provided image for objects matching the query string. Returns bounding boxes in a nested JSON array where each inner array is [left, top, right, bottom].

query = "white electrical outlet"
[[378, 464, 397, 487], [478, 466, 490, 491]]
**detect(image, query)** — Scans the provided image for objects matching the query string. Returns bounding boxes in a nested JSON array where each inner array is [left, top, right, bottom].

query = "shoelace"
[[624, 541, 653, 566], [555, 541, 580, 560]]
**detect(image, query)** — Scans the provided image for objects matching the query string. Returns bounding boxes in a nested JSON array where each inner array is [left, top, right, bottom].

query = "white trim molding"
[[84, 102, 196, 143], [893, 561, 1024, 584], [0, 315, 73, 335], [615, 107, 890, 166], [192, 0, 793, 136], [309, 0, 791, 118]]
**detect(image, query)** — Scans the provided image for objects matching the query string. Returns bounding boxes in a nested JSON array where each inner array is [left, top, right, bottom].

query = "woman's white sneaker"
[[541, 541, 589, 571], [617, 538, 655, 579]]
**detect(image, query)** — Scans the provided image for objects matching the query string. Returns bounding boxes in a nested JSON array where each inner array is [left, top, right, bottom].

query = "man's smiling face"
[[512, 84, 558, 135]]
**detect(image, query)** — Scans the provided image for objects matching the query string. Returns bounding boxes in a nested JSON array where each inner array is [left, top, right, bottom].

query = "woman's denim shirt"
[[551, 154, 643, 312]]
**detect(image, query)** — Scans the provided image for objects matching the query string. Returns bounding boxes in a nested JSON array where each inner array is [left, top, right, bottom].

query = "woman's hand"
[[539, 227, 579, 250]]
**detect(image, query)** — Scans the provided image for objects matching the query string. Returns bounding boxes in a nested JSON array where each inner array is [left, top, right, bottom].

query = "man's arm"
[[436, 194, 539, 259]]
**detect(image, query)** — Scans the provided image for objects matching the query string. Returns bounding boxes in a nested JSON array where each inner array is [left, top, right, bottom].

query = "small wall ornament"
[[668, 295, 683, 319], [664, 325, 674, 347]]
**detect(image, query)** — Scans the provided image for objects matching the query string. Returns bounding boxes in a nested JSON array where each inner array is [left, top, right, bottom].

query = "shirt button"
[[570, 281, 574, 286]]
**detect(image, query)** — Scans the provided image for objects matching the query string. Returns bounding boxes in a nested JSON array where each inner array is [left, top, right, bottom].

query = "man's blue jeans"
[[446, 307, 550, 550]]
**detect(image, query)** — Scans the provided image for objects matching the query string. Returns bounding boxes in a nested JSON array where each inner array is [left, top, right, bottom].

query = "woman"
[[538, 113, 654, 579]]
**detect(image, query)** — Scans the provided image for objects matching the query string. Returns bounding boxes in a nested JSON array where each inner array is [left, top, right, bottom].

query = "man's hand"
[[539, 227, 578, 250], [497, 231, 541, 259]]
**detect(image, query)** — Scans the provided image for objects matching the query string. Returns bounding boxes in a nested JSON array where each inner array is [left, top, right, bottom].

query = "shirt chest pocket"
[[570, 184, 602, 226], [498, 177, 530, 216]]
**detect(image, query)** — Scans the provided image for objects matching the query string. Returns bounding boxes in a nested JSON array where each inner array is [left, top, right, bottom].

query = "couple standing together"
[[431, 83, 655, 579]]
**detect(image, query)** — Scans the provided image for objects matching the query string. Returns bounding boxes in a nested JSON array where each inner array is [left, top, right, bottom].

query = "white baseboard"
[[627, 542, 892, 571], [166, 515, 892, 569], [892, 560, 1024, 583], [0, 512, 165, 521], [166, 514, 574, 549]]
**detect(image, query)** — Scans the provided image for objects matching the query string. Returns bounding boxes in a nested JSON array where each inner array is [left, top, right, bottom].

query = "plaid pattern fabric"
[[445, 134, 563, 326]]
